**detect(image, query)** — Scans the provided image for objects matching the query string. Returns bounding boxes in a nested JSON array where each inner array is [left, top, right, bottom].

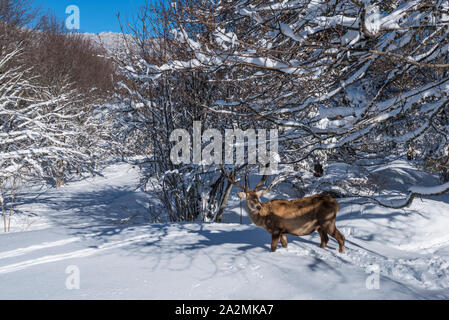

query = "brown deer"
[[220, 166, 345, 253]]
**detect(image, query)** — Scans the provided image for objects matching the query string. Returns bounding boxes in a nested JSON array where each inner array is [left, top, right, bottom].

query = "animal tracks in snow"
[[284, 235, 449, 291], [0, 234, 155, 275], [0, 238, 81, 260]]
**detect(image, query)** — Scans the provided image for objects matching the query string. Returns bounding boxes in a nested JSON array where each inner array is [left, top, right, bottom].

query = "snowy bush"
[[0, 45, 107, 230], [133, 1, 448, 195], [106, 0, 449, 220]]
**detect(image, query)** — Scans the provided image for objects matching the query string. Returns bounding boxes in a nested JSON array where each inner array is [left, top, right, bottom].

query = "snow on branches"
[[142, 0, 449, 168], [112, 0, 449, 217], [0, 46, 96, 190]]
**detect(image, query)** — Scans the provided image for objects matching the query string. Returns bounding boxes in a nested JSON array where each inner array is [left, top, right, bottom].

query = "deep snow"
[[1, 162, 449, 299]]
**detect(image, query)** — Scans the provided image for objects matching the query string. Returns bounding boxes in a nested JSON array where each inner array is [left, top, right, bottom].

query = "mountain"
[[80, 32, 134, 54]]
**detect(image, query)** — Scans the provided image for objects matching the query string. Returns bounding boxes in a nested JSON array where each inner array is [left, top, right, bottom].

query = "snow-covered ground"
[[1, 162, 449, 299]]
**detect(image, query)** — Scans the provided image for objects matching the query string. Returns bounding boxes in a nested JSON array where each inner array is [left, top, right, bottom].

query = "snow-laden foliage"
[[0, 46, 105, 229], [112, 37, 235, 222], [0, 47, 96, 181], [113, 0, 449, 218], [143, 0, 449, 168]]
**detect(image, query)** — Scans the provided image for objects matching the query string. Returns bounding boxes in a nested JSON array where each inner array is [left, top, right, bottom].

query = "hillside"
[[80, 32, 132, 54]]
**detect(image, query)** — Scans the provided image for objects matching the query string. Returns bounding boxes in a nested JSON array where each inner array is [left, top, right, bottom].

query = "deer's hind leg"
[[317, 228, 329, 249], [324, 222, 345, 253], [332, 228, 345, 253], [320, 211, 345, 253]]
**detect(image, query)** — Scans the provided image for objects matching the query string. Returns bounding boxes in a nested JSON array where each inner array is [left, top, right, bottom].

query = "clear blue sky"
[[33, 0, 150, 33]]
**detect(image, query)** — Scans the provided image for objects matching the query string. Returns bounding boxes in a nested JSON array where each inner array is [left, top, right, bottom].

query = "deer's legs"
[[271, 233, 281, 252], [319, 218, 345, 253], [324, 222, 345, 253], [331, 229, 345, 253], [318, 228, 329, 249], [280, 234, 288, 248]]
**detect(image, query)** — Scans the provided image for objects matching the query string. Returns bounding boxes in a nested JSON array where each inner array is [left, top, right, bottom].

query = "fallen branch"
[[370, 182, 449, 209]]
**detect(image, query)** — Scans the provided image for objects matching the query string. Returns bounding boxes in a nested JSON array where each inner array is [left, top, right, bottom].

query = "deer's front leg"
[[271, 233, 281, 252]]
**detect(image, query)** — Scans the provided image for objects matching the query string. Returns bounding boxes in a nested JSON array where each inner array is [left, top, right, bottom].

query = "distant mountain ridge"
[[80, 32, 134, 54]]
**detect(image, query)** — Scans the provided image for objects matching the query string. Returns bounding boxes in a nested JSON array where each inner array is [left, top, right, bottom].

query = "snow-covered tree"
[[152, 0, 449, 165], [112, 0, 449, 218], [110, 3, 259, 222], [149, 0, 449, 185], [0, 45, 103, 230]]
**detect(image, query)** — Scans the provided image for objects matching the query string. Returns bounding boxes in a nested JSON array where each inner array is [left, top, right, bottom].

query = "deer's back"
[[266, 194, 339, 220], [259, 195, 338, 235]]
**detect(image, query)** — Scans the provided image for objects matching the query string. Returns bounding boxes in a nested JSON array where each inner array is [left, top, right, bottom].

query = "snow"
[[409, 182, 449, 195], [1, 162, 449, 299], [280, 23, 302, 42], [80, 32, 137, 54]]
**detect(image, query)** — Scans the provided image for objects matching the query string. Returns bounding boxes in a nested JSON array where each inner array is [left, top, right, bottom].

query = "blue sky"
[[33, 0, 149, 33]]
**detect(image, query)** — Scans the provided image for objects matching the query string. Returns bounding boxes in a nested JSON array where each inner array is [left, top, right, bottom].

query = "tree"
[[111, 0, 449, 222], [111, 1, 252, 222], [0, 45, 101, 231], [142, 0, 449, 192]]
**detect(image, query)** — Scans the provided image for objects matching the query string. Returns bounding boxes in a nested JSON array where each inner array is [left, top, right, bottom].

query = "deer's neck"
[[245, 200, 265, 226]]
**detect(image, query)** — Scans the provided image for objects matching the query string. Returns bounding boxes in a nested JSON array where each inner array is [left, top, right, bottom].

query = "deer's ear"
[[256, 189, 270, 198], [237, 191, 247, 199]]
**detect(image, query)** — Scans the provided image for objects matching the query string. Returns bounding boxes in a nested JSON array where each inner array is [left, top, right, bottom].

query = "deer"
[[220, 165, 345, 253]]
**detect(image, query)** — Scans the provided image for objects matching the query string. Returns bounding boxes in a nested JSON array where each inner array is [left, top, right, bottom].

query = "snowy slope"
[[81, 32, 133, 54], [1, 163, 449, 299], [80, 32, 156, 55]]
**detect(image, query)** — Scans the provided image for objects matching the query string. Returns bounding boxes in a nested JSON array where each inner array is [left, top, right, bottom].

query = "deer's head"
[[220, 165, 270, 214]]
